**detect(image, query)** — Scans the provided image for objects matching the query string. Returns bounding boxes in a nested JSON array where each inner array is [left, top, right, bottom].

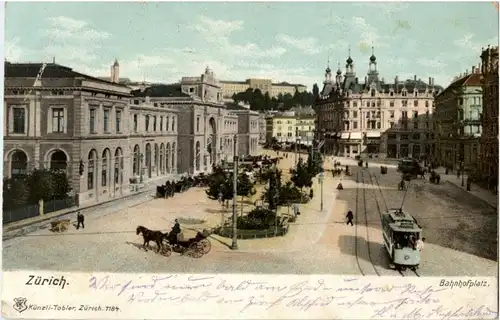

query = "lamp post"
[[231, 134, 238, 250], [319, 171, 324, 211], [461, 161, 465, 187], [139, 153, 144, 183]]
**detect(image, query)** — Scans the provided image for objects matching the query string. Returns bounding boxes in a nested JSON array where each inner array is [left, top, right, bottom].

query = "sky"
[[4, 2, 499, 91]]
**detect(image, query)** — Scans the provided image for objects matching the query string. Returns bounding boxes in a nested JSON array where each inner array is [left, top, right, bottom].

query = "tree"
[[291, 158, 313, 190], [205, 165, 233, 206], [312, 83, 320, 101], [237, 172, 256, 215], [307, 150, 323, 176]]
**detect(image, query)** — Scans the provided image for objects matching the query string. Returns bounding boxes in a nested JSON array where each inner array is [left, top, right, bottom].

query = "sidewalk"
[[434, 168, 498, 209], [3, 174, 184, 239]]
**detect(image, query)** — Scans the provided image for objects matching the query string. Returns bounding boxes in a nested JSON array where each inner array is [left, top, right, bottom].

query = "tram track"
[[355, 171, 381, 276]]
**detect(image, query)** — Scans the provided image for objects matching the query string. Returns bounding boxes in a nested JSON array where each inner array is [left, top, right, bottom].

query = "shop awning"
[[366, 132, 381, 138], [341, 132, 362, 139]]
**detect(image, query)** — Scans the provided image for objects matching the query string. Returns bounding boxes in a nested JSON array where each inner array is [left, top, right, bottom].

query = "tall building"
[[435, 66, 483, 170], [220, 78, 306, 98], [478, 45, 499, 186], [315, 48, 443, 158], [4, 62, 259, 207]]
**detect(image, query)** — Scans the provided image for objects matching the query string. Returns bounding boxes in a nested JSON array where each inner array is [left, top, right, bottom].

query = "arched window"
[[88, 149, 97, 190], [50, 150, 68, 172], [102, 149, 110, 187], [11, 150, 28, 177], [159, 143, 165, 174], [171, 142, 176, 170], [195, 141, 201, 171], [166, 143, 171, 173], [133, 145, 140, 176], [371, 89, 375, 97], [114, 148, 123, 185]]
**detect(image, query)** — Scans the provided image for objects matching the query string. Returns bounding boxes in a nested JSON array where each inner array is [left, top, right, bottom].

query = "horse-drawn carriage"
[[136, 226, 211, 258]]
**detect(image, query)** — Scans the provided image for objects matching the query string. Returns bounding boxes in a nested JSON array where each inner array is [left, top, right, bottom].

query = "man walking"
[[346, 210, 354, 226], [76, 212, 85, 229]]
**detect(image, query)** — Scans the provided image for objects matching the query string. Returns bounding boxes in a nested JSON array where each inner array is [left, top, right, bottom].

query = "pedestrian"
[[309, 188, 314, 200], [76, 212, 85, 229], [346, 210, 354, 226], [466, 176, 471, 191], [416, 237, 425, 251]]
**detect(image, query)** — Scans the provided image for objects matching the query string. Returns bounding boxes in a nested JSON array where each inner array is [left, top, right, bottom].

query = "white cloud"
[[5, 37, 26, 62], [353, 3, 409, 15], [351, 17, 388, 52], [190, 15, 286, 59], [46, 16, 111, 42], [276, 34, 320, 55], [453, 32, 497, 55], [416, 57, 448, 69]]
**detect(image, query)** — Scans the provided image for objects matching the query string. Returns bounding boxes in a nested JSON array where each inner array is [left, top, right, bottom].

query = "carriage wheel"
[[188, 242, 204, 258], [199, 239, 211, 254], [160, 245, 172, 257]]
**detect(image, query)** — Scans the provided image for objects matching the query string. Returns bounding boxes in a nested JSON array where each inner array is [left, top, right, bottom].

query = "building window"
[[412, 133, 420, 140], [402, 90, 407, 97], [390, 91, 394, 97], [133, 114, 138, 132], [371, 89, 375, 97], [388, 133, 397, 139], [353, 111, 358, 118], [371, 102, 376, 107], [89, 109, 96, 133], [413, 122, 418, 129], [353, 101, 358, 107], [353, 121, 358, 129], [52, 108, 64, 133], [401, 134, 409, 140], [12, 107, 26, 133], [196, 117, 200, 132], [390, 101, 395, 107], [166, 117, 170, 131], [102, 153, 108, 187], [414, 100, 418, 106], [153, 116, 157, 131], [160, 116, 163, 131], [116, 110, 121, 132], [425, 100, 429, 108], [402, 111, 408, 118], [459, 98, 464, 105], [103, 109, 110, 132], [413, 111, 418, 118], [172, 117, 175, 131], [389, 111, 395, 118], [402, 100, 408, 107], [145, 115, 150, 131]]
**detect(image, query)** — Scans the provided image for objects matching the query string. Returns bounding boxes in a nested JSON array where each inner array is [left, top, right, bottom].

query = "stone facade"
[[227, 108, 261, 157], [435, 67, 482, 170], [478, 46, 499, 181], [316, 50, 443, 159], [4, 62, 258, 207], [220, 78, 307, 98]]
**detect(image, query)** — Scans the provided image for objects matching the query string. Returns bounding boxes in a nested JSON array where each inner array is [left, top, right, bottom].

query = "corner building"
[[315, 50, 443, 159]]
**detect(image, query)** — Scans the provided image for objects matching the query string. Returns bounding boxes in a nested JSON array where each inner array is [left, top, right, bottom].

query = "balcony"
[[462, 119, 482, 126]]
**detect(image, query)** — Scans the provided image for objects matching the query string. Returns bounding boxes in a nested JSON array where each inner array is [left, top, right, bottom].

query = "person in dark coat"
[[466, 176, 472, 191], [309, 189, 314, 200], [346, 210, 354, 226], [76, 212, 85, 229]]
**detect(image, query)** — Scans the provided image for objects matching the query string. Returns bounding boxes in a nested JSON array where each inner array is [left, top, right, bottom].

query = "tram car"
[[381, 208, 423, 271]]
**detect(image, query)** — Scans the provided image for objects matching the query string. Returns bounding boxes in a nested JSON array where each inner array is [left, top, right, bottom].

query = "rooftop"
[[5, 62, 129, 88], [131, 84, 190, 98]]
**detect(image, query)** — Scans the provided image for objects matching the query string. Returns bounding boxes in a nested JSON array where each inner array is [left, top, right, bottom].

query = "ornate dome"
[[325, 66, 331, 73], [370, 54, 376, 62], [346, 56, 353, 65], [336, 68, 342, 75]]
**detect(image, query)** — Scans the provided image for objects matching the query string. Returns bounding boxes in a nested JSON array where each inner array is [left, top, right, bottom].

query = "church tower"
[[110, 58, 120, 83]]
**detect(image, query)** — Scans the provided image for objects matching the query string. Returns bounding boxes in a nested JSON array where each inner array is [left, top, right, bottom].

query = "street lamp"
[[231, 134, 238, 250], [319, 171, 324, 211], [139, 153, 144, 183]]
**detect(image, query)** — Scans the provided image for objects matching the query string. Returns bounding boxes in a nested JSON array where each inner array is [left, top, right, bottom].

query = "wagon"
[[50, 219, 71, 232], [163, 229, 212, 258]]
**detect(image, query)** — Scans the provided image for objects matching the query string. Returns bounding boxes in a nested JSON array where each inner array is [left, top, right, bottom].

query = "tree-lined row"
[[231, 84, 320, 112]]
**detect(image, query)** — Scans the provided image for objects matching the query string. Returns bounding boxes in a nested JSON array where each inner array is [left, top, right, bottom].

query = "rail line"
[[366, 170, 420, 278], [355, 171, 380, 276]]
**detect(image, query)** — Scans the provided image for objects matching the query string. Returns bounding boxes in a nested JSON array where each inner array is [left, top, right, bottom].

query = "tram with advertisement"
[[381, 208, 423, 271]]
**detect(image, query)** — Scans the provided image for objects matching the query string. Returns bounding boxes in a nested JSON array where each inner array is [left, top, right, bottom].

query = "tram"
[[381, 208, 423, 271]]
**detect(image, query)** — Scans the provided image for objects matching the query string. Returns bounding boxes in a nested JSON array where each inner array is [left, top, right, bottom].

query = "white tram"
[[381, 208, 423, 271]]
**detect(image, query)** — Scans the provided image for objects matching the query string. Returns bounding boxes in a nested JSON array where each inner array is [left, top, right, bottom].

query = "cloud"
[[453, 32, 497, 54], [416, 57, 448, 69], [190, 15, 286, 59], [276, 34, 320, 55], [351, 17, 389, 52], [46, 16, 111, 42], [5, 37, 27, 61], [353, 3, 409, 15]]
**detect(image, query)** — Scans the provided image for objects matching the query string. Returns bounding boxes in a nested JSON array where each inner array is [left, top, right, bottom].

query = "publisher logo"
[[13, 297, 27, 313]]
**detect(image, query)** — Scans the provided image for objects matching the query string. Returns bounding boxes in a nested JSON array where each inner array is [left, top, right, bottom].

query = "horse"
[[136, 226, 167, 252]]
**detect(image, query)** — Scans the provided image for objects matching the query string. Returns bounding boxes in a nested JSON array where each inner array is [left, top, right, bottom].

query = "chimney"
[[428, 77, 432, 85], [52, 57, 55, 64], [431, 78, 434, 86], [472, 66, 476, 74], [414, 75, 417, 81]]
